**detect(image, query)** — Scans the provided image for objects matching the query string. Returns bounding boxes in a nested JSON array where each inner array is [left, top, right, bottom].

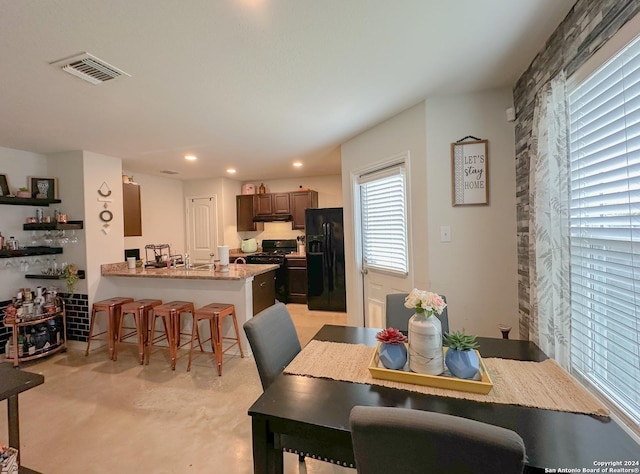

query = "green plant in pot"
[[444, 330, 480, 379], [16, 187, 30, 198], [64, 264, 79, 297], [376, 327, 408, 370]]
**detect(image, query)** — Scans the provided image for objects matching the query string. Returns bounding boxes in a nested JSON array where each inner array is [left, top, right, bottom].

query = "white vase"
[[408, 312, 444, 375]]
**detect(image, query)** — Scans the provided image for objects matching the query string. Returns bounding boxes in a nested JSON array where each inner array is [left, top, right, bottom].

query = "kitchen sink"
[[188, 263, 215, 270]]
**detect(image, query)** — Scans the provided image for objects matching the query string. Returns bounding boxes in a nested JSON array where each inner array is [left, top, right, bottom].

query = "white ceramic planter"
[[408, 312, 444, 375]]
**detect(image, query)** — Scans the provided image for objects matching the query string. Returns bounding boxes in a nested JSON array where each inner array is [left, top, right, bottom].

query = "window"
[[568, 34, 640, 425], [358, 164, 408, 274]]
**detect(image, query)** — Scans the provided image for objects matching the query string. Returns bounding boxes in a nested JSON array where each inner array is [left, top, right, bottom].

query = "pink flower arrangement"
[[376, 327, 408, 345], [404, 288, 447, 316]]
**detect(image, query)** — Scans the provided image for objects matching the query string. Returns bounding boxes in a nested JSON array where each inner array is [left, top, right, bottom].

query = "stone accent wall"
[[513, 0, 640, 339]]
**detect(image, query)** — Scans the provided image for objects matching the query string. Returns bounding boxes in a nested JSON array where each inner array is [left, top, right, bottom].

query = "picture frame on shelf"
[[28, 176, 59, 199], [0, 174, 10, 196]]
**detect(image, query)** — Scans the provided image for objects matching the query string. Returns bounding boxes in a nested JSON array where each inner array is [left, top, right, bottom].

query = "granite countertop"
[[101, 262, 279, 280], [285, 252, 306, 259]]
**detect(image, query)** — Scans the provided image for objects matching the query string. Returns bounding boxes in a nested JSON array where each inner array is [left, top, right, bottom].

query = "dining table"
[[0, 362, 44, 474], [248, 325, 640, 474]]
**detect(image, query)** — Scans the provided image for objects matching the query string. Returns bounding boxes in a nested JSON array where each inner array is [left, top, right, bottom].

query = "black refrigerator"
[[305, 207, 347, 312]]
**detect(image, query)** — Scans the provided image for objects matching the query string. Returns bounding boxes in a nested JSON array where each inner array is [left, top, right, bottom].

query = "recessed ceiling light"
[[227, 168, 236, 174], [184, 155, 197, 161], [293, 162, 303, 168]]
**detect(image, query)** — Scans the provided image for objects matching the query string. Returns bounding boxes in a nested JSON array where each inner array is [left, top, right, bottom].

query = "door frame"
[[185, 195, 219, 262], [351, 151, 414, 327]]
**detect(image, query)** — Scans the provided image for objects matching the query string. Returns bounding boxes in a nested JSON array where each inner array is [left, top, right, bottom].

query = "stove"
[[245, 239, 297, 264], [246, 239, 297, 303]]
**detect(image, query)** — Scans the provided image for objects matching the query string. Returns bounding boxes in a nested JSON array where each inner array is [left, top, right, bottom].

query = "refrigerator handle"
[[325, 222, 334, 291]]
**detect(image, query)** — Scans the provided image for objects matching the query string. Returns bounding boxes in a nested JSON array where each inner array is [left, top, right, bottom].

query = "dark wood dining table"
[[0, 362, 44, 474], [248, 325, 640, 474]]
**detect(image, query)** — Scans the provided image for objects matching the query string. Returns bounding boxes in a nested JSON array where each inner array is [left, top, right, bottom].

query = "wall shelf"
[[0, 247, 63, 259], [23, 220, 83, 231], [0, 196, 61, 206], [25, 270, 85, 280]]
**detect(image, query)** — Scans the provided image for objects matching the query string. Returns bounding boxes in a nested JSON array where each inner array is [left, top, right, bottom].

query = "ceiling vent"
[[50, 52, 130, 85], [160, 170, 180, 175]]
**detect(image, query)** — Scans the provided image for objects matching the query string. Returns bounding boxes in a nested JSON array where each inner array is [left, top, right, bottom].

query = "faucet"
[[234, 257, 246, 270]]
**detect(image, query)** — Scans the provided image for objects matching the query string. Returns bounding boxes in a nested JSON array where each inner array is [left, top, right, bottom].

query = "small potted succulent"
[[376, 327, 408, 370], [16, 187, 31, 198], [444, 330, 480, 379]]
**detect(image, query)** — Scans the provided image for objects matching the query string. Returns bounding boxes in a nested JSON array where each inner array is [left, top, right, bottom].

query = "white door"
[[186, 197, 217, 262], [357, 158, 412, 328]]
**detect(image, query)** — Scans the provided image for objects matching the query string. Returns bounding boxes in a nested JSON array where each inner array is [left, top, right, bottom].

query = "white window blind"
[[568, 34, 640, 424], [359, 164, 408, 274]]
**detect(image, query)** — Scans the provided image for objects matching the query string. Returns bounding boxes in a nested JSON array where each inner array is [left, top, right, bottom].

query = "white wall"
[[340, 91, 519, 338], [47, 151, 87, 295], [341, 102, 428, 327], [123, 170, 185, 259], [425, 88, 519, 337], [0, 147, 50, 300], [182, 176, 241, 249], [82, 151, 125, 303]]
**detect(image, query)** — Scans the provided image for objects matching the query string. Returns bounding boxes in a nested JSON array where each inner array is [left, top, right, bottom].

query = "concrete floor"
[[0, 304, 350, 474]]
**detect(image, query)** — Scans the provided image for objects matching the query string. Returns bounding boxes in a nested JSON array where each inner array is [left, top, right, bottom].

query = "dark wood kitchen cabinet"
[[255, 193, 290, 215], [286, 256, 307, 304], [237, 195, 264, 232], [252, 270, 276, 315], [290, 190, 318, 229], [123, 182, 142, 236]]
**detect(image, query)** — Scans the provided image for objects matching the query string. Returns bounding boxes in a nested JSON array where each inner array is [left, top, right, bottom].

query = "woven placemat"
[[284, 340, 609, 417]]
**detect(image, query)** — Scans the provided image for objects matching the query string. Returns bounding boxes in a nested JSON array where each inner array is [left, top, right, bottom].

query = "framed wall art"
[[0, 174, 10, 196], [28, 176, 59, 199], [451, 138, 489, 206]]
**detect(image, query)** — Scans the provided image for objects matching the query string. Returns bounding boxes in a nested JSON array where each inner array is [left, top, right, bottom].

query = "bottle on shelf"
[[0, 232, 4, 249], [19, 334, 26, 357], [27, 330, 36, 355], [47, 318, 60, 346], [7, 236, 18, 250]]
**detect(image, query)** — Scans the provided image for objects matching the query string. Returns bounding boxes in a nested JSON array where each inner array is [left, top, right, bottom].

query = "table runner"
[[284, 340, 609, 417]]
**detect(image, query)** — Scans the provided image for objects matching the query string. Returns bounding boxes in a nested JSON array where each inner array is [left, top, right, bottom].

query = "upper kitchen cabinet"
[[237, 194, 264, 232], [255, 193, 290, 216], [123, 182, 142, 236], [291, 190, 318, 229]]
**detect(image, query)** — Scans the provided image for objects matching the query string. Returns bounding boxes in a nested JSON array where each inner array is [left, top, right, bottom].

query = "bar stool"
[[188, 303, 244, 375], [115, 299, 163, 364], [85, 297, 134, 360], [147, 300, 196, 370]]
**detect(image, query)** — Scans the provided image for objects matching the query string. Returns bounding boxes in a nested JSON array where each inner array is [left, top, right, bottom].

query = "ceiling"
[[0, 0, 576, 181]]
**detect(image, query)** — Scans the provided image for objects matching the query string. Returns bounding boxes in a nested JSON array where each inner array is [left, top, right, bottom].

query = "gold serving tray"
[[368, 343, 494, 394]]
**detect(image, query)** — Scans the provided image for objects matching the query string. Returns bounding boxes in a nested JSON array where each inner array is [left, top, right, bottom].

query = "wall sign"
[[451, 138, 489, 206]]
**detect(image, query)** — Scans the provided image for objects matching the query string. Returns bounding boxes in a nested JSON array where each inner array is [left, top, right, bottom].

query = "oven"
[[245, 239, 297, 304]]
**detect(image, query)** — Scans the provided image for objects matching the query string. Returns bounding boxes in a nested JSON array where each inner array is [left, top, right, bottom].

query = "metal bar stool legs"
[[85, 297, 134, 360], [147, 301, 196, 370], [115, 299, 162, 363], [188, 303, 244, 375]]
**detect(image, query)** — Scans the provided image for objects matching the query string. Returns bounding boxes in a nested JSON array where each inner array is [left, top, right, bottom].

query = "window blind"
[[359, 164, 408, 274], [568, 34, 640, 424]]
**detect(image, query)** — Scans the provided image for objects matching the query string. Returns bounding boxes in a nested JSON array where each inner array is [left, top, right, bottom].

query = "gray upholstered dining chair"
[[350, 406, 526, 474], [385, 293, 449, 334], [244, 303, 354, 466], [243, 302, 301, 391]]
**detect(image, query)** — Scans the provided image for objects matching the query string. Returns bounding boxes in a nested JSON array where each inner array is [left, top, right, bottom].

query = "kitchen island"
[[101, 262, 279, 355]]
